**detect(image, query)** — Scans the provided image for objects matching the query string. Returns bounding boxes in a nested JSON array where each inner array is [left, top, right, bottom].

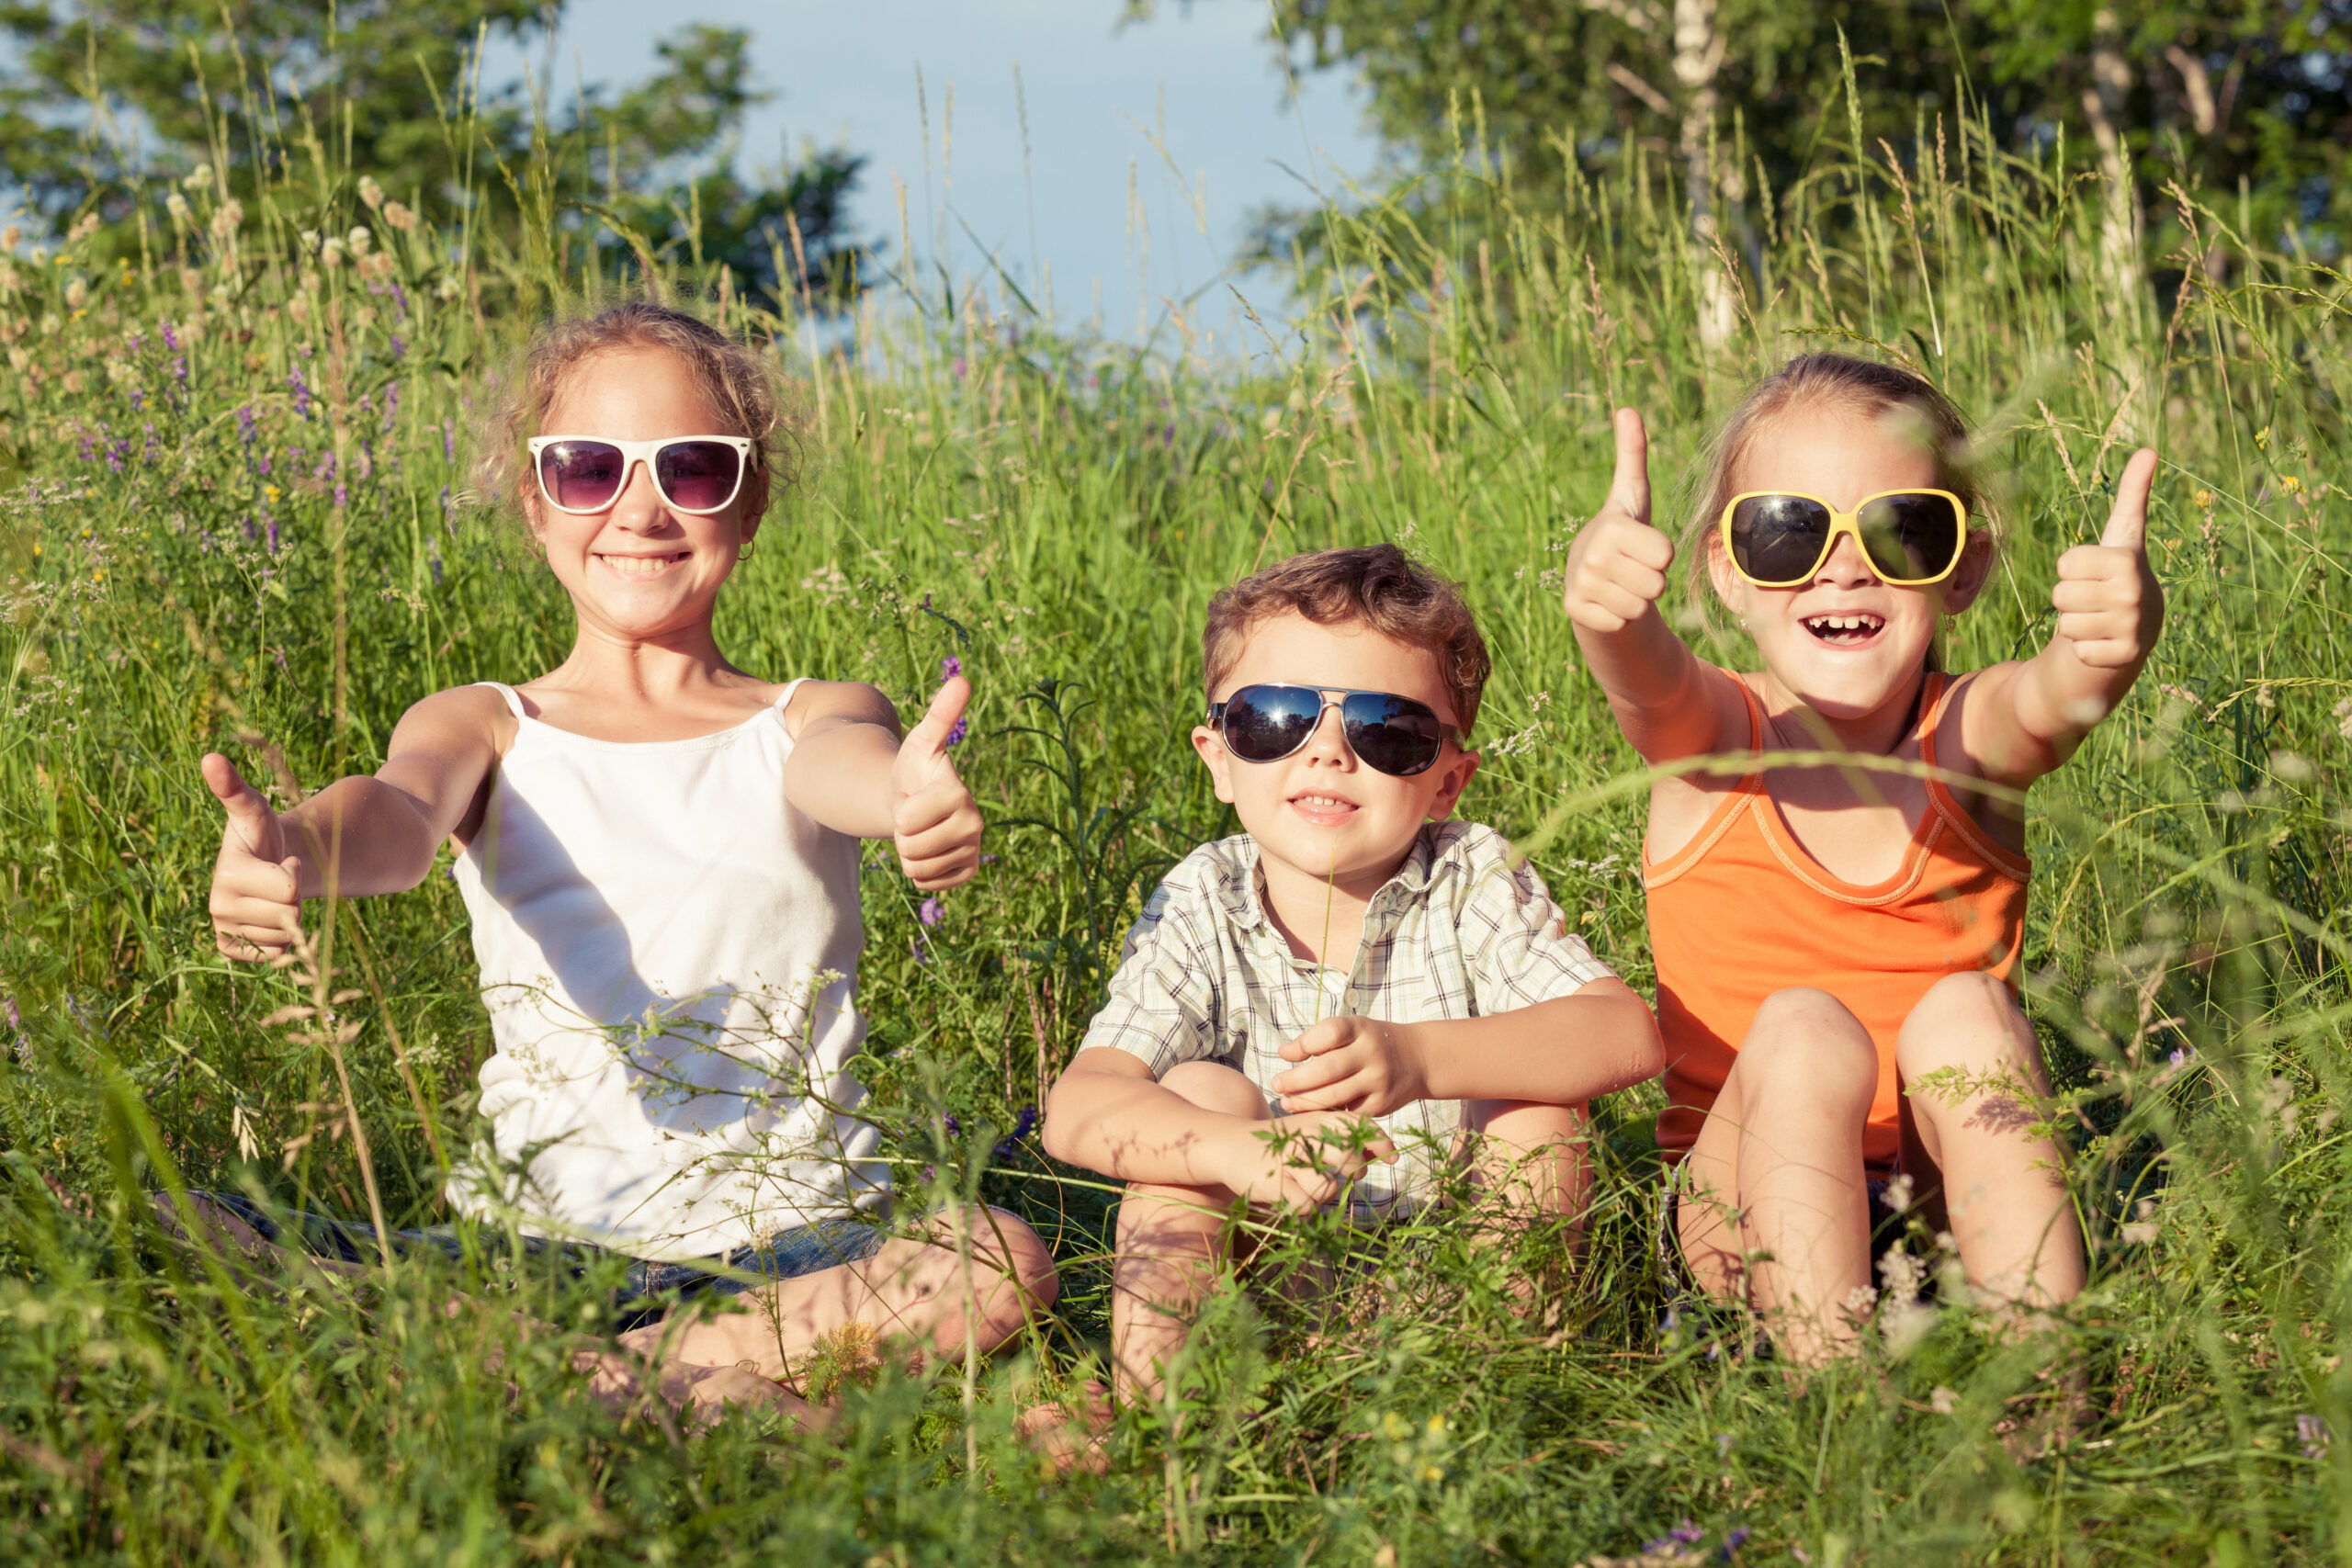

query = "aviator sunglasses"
[[1206, 684, 1457, 778], [528, 434, 756, 516], [1720, 488, 1968, 588]]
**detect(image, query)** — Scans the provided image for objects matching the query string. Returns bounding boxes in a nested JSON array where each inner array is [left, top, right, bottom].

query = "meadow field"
[[0, 95, 2349, 1564]]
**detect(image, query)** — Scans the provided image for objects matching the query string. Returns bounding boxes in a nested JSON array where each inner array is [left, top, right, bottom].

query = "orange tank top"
[[1643, 671, 2030, 1169]]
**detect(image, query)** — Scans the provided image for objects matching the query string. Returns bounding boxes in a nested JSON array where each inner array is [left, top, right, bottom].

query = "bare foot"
[[1017, 1380, 1114, 1475], [574, 1348, 830, 1433]]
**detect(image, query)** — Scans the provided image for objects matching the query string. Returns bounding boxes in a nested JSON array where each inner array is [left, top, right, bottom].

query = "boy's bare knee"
[[980, 1208, 1060, 1307], [1159, 1059, 1269, 1120]]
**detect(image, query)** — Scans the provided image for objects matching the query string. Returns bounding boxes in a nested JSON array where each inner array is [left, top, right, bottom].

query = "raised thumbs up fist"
[[1563, 408, 1677, 635], [890, 675, 984, 890], [203, 751, 304, 961], [2051, 447, 2164, 671]]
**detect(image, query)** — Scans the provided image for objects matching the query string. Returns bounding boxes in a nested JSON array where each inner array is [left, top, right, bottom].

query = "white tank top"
[[447, 680, 885, 1258]]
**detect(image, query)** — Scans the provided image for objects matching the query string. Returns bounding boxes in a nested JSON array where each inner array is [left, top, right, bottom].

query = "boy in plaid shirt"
[[1042, 545, 1662, 1402]]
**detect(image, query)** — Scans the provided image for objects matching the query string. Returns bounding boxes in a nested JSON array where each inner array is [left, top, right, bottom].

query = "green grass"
[[1, 96, 2350, 1564]]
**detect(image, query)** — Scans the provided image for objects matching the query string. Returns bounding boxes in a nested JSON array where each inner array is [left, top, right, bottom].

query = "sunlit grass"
[[0, 82, 2347, 1564]]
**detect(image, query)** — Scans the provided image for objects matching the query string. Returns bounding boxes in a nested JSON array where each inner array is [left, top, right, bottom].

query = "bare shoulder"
[[391, 682, 515, 751], [1641, 665, 1761, 863], [781, 678, 899, 739], [1939, 660, 2036, 842]]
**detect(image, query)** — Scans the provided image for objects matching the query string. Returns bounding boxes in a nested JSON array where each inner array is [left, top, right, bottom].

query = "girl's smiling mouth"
[[1801, 612, 1886, 647], [595, 550, 692, 579]]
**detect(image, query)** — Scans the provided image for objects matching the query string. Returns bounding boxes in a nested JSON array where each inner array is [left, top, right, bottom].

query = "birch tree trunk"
[[1672, 0, 1736, 354]]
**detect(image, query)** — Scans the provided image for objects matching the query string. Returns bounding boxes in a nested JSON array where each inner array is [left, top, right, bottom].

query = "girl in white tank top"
[[195, 303, 1056, 1422]]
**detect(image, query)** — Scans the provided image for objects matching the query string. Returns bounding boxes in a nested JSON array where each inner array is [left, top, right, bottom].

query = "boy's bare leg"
[[1678, 987, 1880, 1365], [1895, 972, 2085, 1313], [1108, 1060, 1268, 1405], [619, 1205, 1059, 1384], [1463, 1100, 1592, 1307]]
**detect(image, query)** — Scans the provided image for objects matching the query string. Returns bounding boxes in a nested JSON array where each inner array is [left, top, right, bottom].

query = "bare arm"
[[1562, 409, 1743, 762], [784, 675, 984, 889], [1962, 449, 2163, 790], [1041, 1048, 1391, 1211], [1265, 977, 1664, 1117], [204, 684, 505, 958]]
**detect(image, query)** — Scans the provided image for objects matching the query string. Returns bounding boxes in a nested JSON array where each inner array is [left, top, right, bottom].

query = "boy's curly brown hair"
[[1203, 545, 1492, 734]]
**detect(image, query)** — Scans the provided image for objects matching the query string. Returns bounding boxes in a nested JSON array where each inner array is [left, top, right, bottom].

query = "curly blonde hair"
[[475, 300, 800, 526]]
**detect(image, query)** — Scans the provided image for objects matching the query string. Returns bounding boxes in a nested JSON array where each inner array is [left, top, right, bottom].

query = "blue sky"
[[499, 0, 1387, 343]]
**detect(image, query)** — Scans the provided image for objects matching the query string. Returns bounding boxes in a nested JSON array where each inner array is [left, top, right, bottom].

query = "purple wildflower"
[[334, 482, 346, 508], [128, 388, 145, 412], [944, 716, 967, 748], [944, 1115, 960, 1135], [918, 895, 944, 928], [160, 321, 179, 352], [236, 406, 257, 445], [288, 369, 312, 419], [266, 519, 279, 553], [2301, 1415, 2332, 1460], [389, 333, 406, 361], [382, 382, 400, 430], [940, 655, 962, 681]]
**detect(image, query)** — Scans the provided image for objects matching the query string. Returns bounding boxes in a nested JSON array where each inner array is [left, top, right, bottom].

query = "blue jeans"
[[186, 1190, 889, 1327]]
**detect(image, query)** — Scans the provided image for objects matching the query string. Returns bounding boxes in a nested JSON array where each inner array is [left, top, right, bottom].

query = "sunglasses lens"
[[1728, 495, 1836, 584], [1856, 492, 1962, 581], [1220, 686, 1323, 763], [540, 440, 627, 512], [1341, 694, 1446, 776], [654, 440, 745, 512]]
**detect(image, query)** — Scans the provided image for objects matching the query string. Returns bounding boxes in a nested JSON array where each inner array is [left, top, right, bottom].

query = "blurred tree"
[[0, 2, 870, 307], [1141, 0, 2350, 263]]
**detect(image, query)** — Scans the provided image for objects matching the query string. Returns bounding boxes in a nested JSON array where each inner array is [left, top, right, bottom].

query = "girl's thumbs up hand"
[[2051, 447, 2165, 671], [1564, 409, 1676, 635], [891, 675, 984, 890], [204, 751, 305, 961]]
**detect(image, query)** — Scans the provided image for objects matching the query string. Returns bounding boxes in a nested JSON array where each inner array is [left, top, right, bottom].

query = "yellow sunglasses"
[[1719, 489, 1968, 588]]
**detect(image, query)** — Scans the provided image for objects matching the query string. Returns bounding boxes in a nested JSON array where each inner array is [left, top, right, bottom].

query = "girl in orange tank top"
[[1560, 353, 2165, 1364]]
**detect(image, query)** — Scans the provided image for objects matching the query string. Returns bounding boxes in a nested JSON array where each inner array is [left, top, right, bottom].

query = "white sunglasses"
[[526, 434, 755, 516]]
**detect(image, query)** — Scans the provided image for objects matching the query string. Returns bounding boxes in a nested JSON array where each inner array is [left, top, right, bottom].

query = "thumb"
[[894, 675, 969, 795], [1609, 407, 1651, 524], [2099, 448, 2158, 551], [203, 752, 282, 857]]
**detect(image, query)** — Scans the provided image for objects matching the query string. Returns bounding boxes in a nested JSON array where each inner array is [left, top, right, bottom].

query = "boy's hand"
[[1216, 1112, 1394, 1214], [204, 752, 302, 962], [891, 675, 983, 890], [1272, 1015, 1427, 1118], [1562, 408, 1674, 634], [2050, 448, 2163, 671]]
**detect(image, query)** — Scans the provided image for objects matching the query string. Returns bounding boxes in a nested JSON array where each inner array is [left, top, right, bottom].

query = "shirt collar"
[[1215, 826, 1442, 938]]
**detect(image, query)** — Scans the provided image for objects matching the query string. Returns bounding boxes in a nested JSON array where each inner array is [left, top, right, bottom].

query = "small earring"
[[740, 537, 757, 561]]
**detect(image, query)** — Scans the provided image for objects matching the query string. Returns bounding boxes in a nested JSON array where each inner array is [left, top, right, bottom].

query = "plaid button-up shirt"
[[1079, 819, 1616, 1213]]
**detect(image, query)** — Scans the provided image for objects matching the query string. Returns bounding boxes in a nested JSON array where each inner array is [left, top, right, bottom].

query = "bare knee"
[[1896, 972, 2039, 1079], [1160, 1059, 1270, 1120], [981, 1207, 1060, 1308], [1734, 987, 1878, 1111]]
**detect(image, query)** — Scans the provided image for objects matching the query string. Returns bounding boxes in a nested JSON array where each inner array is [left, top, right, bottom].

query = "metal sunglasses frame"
[[1204, 683, 1463, 777]]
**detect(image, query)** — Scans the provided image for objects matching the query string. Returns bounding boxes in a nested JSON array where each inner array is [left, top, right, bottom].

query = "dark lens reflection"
[[1221, 685, 1323, 762], [655, 441, 743, 512], [1728, 494, 1836, 583], [542, 440, 627, 511], [1855, 492, 1962, 581], [1340, 693, 1445, 776]]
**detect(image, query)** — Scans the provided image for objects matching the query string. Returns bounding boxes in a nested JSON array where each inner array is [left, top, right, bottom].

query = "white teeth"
[[1805, 614, 1883, 633], [1295, 795, 1352, 808], [600, 553, 684, 578]]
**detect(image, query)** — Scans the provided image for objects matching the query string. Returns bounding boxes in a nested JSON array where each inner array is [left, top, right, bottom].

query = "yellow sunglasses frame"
[[1716, 488, 1969, 588]]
